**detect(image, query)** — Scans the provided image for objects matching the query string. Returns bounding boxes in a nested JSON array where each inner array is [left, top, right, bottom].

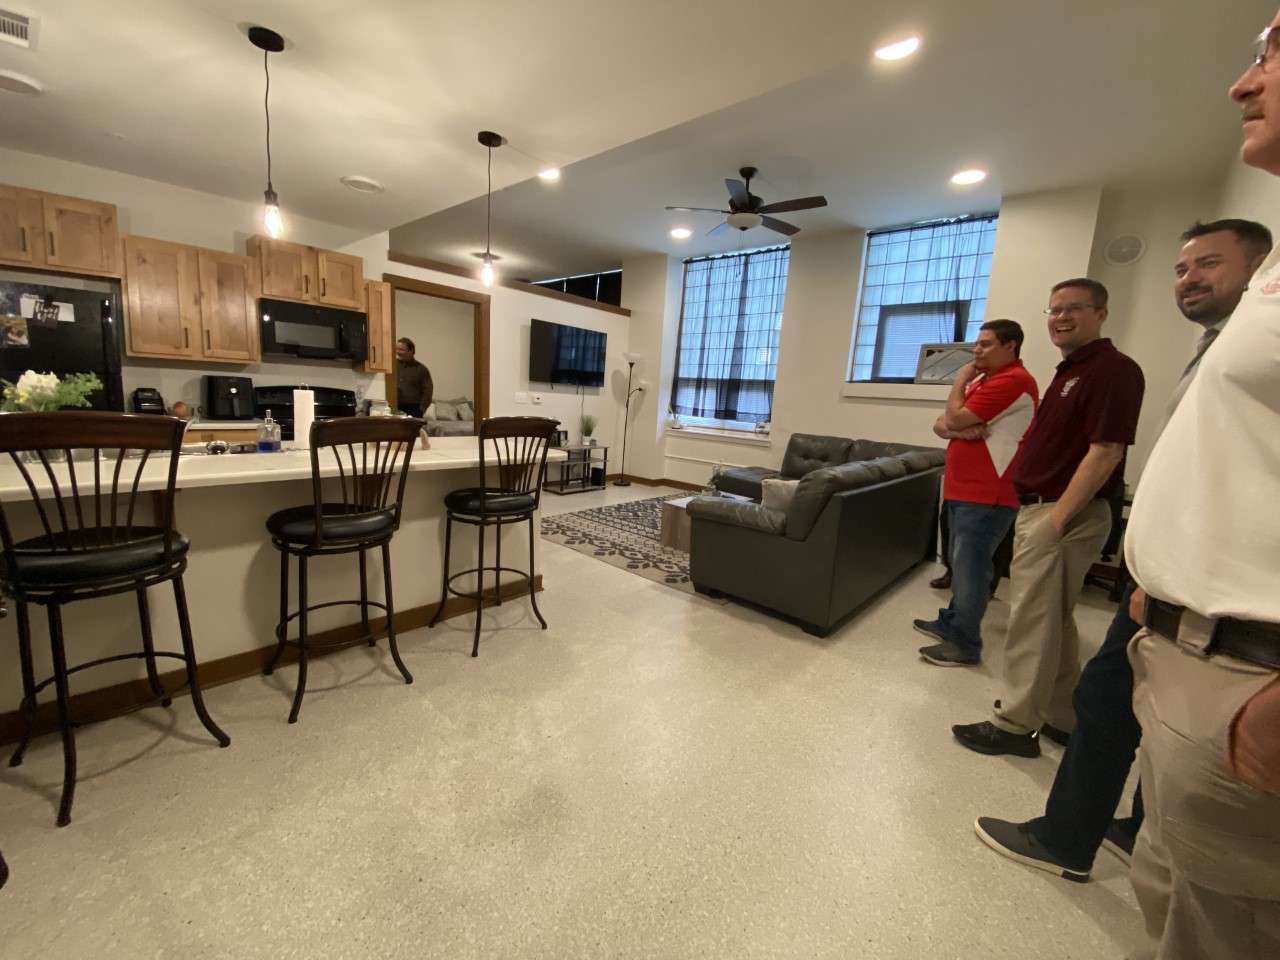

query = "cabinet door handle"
[[205, 329, 212, 351], [183, 328, 190, 349], [304, 275, 310, 295], [321, 278, 326, 297], [18, 227, 26, 253], [47, 232, 56, 257]]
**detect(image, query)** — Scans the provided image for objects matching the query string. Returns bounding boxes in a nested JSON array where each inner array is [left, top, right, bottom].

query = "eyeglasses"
[[1253, 26, 1279, 68], [1043, 303, 1096, 318]]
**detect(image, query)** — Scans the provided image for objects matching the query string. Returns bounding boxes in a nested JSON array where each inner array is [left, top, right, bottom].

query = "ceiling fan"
[[665, 166, 828, 237]]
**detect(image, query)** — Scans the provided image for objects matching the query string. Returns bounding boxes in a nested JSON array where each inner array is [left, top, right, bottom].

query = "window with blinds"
[[849, 216, 998, 381], [671, 245, 790, 426]]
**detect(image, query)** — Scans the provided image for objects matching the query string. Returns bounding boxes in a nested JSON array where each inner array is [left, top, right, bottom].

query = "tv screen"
[[529, 318, 607, 387]]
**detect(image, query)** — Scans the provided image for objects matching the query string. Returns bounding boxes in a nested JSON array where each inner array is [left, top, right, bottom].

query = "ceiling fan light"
[[950, 168, 988, 186], [875, 36, 921, 61], [727, 211, 762, 230], [669, 226, 692, 240]]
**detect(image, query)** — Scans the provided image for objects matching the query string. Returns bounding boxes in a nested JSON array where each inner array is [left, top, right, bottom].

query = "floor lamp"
[[615, 352, 645, 486]]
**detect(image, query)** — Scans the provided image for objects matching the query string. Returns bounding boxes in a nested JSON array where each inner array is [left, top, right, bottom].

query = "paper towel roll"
[[292, 388, 315, 449]]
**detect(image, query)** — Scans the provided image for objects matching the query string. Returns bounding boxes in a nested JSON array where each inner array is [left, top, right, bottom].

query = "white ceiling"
[[391, 0, 1274, 279], [1, 0, 896, 232]]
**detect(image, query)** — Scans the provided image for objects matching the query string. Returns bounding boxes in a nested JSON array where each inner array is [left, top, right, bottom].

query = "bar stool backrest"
[[0, 411, 185, 570], [308, 416, 423, 546], [477, 416, 560, 511]]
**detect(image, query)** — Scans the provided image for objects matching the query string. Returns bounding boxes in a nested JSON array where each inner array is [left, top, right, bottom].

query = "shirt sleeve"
[[963, 372, 1032, 422], [1084, 357, 1145, 445]]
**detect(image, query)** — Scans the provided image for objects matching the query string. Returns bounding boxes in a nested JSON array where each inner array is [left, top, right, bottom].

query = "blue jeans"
[[935, 500, 1017, 657]]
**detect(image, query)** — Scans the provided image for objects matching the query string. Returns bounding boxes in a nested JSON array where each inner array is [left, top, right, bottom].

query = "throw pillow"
[[434, 400, 459, 421], [425, 403, 437, 421], [761, 477, 801, 513], [458, 400, 475, 421]]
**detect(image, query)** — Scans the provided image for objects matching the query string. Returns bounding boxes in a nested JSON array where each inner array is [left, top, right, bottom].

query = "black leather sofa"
[[689, 446, 946, 636], [712, 433, 934, 501]]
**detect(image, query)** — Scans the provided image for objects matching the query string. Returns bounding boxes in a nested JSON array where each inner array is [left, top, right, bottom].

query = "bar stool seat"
[[266, 504, 395, 545], [8, 528, 189, 586], [443, 487, 535, 516]]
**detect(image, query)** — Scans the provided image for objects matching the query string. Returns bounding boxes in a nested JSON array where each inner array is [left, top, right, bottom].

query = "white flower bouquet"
[[1, 370, 103, 413]]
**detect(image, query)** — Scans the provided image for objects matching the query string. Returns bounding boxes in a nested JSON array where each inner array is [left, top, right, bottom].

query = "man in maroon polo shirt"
[[953, 277, 1144, 757], [913, 319, 1039, 666]]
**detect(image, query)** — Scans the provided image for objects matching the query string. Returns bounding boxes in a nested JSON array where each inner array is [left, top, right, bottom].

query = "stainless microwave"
[[259, 297, 368, 362]]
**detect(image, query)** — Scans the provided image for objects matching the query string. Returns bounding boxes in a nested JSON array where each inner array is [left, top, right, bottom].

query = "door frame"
[[382, 273, 490, 423]]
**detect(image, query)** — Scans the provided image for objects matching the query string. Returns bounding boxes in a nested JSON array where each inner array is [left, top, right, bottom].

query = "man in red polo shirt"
[[914, 319, 1039, 666], [954, 278, 1144, 757]]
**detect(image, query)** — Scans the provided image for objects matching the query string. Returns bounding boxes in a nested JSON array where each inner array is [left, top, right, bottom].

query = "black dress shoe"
[[1040, 722, 1072, 747], [952, 720, 1041, 758], [975, 817, 1091, 882], [929, 572, 952, 590]]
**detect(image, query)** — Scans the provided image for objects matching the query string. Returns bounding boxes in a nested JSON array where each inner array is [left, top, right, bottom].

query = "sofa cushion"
[[433, 400, 460, 421], [687, 496, 787, 536], [761, 477, 801, 513], [784, 456, 918, 541], [780, 433, 855, 479], [712, 465, 779, 500], [847, 439, 930, 462], [899, 448, 946, 472]]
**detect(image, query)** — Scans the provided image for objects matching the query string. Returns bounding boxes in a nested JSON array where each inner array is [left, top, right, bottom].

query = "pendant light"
[[473, 131, 505, 287], [249, 27, 286, 238]]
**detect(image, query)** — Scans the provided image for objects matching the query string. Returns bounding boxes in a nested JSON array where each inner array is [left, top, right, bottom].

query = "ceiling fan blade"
[[707, 221, 730, 237], [761, 216, 800, 237], [724, 178, 749, 207], [665, 206, 731, 213], [756, 195, 829, 215]]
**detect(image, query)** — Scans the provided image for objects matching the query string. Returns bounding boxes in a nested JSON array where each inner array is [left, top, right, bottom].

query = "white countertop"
[[185, 419, 260, 430], [0, 436, 567, 501]]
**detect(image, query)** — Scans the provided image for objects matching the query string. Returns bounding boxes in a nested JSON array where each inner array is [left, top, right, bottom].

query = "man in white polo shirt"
[[1122, 16, 1280, 958]]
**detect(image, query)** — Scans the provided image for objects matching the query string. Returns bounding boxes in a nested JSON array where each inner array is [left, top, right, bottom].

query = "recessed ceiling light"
[[950, 168, 987, 186], [670, 226, 692, 240], [0, 69, 44, 95], [537, 167, 561, 183], [874, 36, 920, 61], [340, 175, 386, 194]]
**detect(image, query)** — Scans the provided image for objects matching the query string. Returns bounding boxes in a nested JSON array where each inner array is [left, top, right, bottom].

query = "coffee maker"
[[203, 375, 255, 420]]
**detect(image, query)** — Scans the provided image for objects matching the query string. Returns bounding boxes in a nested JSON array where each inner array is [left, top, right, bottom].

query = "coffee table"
[[660, 492, 752, 552]]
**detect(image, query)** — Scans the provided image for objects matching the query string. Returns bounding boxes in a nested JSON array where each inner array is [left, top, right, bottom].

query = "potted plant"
[[1, 370, 104, 462], [667, 402, 684, 430], [580, 413, 598, 446]]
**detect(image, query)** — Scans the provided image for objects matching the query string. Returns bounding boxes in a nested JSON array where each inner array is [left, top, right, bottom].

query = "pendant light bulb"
[[263, 188, 283, 239], [479, 257, 496, 288]]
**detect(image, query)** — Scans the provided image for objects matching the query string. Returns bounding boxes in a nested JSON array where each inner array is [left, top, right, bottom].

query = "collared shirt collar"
[[1056, 337, 1113, 371]]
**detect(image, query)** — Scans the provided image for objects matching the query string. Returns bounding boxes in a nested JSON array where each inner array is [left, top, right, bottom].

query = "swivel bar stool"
[[428, 416, 558, 657], [263, 416, 423, 723], [0, 412, 229, 827]]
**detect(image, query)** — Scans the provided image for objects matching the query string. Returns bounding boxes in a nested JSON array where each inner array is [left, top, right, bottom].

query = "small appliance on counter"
[[132, 387, 166, 415], [253, 385, 356, 441], [203, 375, 255, 420], [259, 298, 368, 362]]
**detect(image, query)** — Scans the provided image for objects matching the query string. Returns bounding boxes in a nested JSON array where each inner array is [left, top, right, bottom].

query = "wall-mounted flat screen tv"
[[528, 318, 607, 387]]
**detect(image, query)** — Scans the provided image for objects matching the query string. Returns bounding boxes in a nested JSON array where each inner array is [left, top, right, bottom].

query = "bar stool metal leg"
[[528, 514, 547, 630], [265, 549, 288, 676], [9, 599, 36, 768], [288, 556, 309, 724], [135, 586, 171, 706], [472, 522, 485, 658], [46, 603, 77, 828], [428, 515, 452, 628], [172, 577, 230, 748], [495, 520, 502, 606], [359, 548, 373, 645], [381, 541, 412, 684]]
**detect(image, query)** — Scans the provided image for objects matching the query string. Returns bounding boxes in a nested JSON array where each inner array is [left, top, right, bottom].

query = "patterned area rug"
[[541, 494, 713, 596]]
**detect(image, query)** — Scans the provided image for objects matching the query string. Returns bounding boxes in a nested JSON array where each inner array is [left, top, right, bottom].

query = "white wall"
[[343, 234, 633, 449], [619, 253, 682, 479], [393, 290, 474, 402], [1219, 157, 1280, 228], [2, 147, 379, 411]]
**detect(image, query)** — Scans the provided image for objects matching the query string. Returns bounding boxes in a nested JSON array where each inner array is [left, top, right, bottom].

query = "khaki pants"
[[992, 499, 1110, 735], [1129, 626, 1280, 960]]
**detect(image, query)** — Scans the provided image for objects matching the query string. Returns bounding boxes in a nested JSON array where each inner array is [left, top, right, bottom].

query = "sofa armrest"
[[686, 496, 786, 535]]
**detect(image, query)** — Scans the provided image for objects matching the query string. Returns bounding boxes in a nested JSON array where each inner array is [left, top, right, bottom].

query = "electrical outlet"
[[531, 393, 544, 404], [514, 391, 529, 404]]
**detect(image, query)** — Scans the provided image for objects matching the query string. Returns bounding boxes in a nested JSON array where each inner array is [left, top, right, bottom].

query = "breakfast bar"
[[0, 436, 565, 719]]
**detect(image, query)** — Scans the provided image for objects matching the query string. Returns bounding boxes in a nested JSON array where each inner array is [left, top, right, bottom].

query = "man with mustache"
[[1119, 17, 1280, 958], [973, 218, 1271, 883]]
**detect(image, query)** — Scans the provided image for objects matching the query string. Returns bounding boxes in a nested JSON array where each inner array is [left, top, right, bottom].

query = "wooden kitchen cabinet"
[[0, 185, 45, 265], [250, 236, 317, 303], [42, 192, 121, 276], [316, 250, 364, 309], [0, 183, 120, 276], [124, 236, 261, 364], [122, 236, 201, 359], [362, 280, 394, 373], [197, 250, 258, 362]]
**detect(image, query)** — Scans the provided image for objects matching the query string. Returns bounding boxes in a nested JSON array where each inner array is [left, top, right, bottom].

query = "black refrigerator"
[[0, 269, 125, 411]]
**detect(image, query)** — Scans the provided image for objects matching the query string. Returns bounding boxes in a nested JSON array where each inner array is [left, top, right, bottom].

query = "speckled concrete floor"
[[0, 485, 1141, 958]]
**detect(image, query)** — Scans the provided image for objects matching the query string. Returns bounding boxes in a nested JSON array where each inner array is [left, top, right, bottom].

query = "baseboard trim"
[[609, 474, 704, 492], [0, 577, 542, 746]]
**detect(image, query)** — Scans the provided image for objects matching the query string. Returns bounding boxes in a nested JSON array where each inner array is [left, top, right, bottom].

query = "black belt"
[[1146, 597, 1280, 670], [1018, 493, 1056, 505]]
